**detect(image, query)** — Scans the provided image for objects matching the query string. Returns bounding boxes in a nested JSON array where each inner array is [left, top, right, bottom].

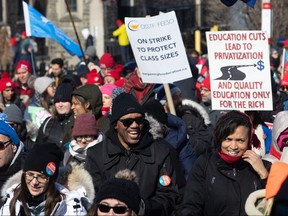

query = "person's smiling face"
[[24, 171, 49, 197], [221, 125, 249, 157], [115, 113, 145, 150]]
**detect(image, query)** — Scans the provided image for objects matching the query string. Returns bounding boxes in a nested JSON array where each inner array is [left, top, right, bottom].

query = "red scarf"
[[101, 106, 110, 116], [123, 70, 154, 104], [218, 150, 242, 164]]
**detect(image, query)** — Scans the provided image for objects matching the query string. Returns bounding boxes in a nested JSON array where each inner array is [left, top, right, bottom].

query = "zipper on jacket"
[[253, 180, 258, 190], [233, 168, 236, 177], [125, 150, 131, 166]]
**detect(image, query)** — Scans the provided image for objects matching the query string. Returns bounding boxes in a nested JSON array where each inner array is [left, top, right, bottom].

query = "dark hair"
[[9, 173, 65, 216], [72, 95, 91, 113], [40, 90, 53, 112], [245, 111, 267, 129], [213, 110, 252, 151], [51, 58, 64, 68], [0, 91, 22, 108]]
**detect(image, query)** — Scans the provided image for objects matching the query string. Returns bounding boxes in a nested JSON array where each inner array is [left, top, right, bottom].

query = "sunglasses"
[[118, 116, 145, 127], [98, 203, 129, 214], [0, 140, 11, 150]]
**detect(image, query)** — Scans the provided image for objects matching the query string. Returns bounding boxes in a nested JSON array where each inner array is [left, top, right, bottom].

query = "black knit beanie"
[[143, 99, 168, 125], [54, 83, 73, 104], [96, 177, 141, 213], [23, 143, 64, 177], [110, 92, 144, 124]]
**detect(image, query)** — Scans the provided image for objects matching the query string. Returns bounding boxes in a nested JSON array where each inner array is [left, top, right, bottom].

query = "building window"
[[67, 0, 77, 12]]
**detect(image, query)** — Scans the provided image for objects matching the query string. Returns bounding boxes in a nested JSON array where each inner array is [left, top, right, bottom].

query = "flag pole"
[[64, 0, 88, 67]]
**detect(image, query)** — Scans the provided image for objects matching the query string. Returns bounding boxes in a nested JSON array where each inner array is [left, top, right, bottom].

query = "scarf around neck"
[[218, 150, 242, 164], [69, 133, 103, 161]]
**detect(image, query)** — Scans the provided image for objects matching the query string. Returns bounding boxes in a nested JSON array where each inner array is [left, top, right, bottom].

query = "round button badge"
[[159, 175, 171, 186], [46, 162, 56, 176]]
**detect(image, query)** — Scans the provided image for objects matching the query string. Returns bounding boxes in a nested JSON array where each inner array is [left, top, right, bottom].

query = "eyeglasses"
[[0, 140, 11, 151], [24, 172, 49, 184], [74, 136, 94, 142], [118, 116, 145, 127], [98, 203, 129, 214]]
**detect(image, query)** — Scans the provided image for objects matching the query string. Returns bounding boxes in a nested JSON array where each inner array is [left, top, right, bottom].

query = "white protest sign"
[[206, 31, 272, 111], [125, 11, 191, 84]]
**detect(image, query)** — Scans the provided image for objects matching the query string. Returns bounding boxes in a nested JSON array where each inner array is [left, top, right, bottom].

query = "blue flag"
[[22, 1, 83, 58]]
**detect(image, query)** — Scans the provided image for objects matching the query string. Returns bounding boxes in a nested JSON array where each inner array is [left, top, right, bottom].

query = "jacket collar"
[[103, 127, 155, 167]]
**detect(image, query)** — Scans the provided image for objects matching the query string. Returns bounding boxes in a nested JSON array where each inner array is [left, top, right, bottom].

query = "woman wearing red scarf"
[[178, 110, 270, 216]]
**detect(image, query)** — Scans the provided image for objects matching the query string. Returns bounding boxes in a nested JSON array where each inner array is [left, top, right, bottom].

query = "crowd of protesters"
[[0, 26, 287, 215]]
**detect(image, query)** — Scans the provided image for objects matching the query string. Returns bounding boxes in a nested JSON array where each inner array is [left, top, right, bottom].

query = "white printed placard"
[[206, 31, 272, 111], [125, 11, 191, 84]]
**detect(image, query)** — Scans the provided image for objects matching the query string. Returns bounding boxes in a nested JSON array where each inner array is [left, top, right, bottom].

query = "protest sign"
[[206, 31, 272, 111], [125, 11, 191, 84]]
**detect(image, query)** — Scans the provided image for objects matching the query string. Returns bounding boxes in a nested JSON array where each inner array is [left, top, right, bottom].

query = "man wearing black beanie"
[[85, 92, 184, 216]]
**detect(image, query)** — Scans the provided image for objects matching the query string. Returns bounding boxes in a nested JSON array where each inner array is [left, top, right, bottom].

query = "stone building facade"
[[2, 0, 196, 70]]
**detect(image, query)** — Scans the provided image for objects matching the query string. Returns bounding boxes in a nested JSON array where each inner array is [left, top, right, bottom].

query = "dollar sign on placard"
[[257, 60, 265, 71]]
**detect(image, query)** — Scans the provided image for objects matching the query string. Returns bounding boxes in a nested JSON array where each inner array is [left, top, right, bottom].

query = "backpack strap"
[[42, 116, 52, 135]]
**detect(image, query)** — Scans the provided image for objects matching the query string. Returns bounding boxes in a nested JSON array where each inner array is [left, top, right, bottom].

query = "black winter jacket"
[[36, 113, 72, 152], [179, 152, 269, 216], [85, 126, 183, 216]]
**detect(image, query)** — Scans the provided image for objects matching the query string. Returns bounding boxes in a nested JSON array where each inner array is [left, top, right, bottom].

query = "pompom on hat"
[[23, 143, 64, 177], [16, 60, 32, 73], [72, 113, 99, 137]]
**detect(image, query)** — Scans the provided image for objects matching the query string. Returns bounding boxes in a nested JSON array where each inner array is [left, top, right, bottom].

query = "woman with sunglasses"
[[0, 143, 92, 215], [88, 169, 142, 216]]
